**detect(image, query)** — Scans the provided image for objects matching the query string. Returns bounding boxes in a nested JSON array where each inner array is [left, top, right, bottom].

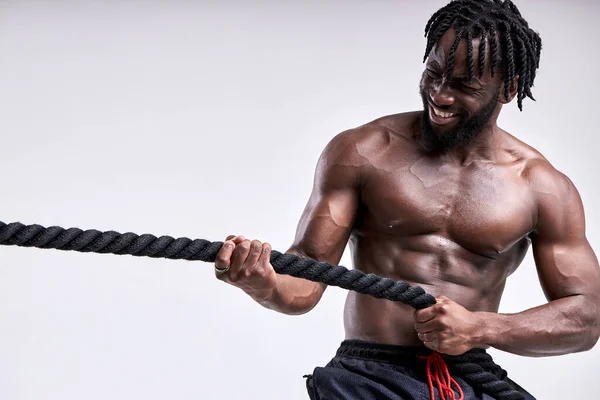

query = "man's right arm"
[[259, 130, 364, 314], [215, 130, 364, 315]]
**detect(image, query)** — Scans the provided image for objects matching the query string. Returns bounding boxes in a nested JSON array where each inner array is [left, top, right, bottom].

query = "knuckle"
[[234, 242, 250, 257], [241, 267, 254, 279], [251, 240, 262, 254], [262, 244, 272, 259]]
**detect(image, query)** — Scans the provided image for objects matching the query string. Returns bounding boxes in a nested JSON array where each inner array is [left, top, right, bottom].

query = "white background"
[[0, 0, 598, 399]]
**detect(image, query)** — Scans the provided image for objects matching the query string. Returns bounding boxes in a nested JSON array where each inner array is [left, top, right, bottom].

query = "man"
[[213, 0, 600, 399]]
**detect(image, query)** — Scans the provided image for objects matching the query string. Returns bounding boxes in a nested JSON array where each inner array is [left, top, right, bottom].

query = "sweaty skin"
[[215, 28, 600, 357]]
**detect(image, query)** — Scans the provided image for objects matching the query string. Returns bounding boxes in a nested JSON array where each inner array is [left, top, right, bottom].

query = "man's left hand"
[[413, 296, 484, 355]]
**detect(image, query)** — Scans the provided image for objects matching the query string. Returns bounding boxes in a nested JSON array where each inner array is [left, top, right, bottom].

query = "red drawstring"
[[420, 352, 464, 400]]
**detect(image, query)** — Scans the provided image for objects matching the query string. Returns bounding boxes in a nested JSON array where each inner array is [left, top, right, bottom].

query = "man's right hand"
[[214, 235, 278, 302]]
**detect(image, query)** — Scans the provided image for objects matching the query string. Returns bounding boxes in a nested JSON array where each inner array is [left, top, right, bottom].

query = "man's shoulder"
[[324, 112, 419, 160], [508, 135, 576, 203]]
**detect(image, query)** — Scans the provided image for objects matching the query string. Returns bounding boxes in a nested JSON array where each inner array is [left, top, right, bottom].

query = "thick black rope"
[[0, 220, 523, 400]]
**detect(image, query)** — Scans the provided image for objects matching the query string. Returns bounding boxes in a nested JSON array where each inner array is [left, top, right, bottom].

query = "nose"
[[429, 82, 455, 107]]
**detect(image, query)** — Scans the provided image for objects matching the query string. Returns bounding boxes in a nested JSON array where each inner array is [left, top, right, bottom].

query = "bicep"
[[290, 181, 359, 264], [531, 173, 600, 302], [533, 236, 599, 301], [288, 132, 362, 268]]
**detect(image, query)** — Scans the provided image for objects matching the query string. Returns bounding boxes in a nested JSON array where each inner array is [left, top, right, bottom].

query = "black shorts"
[[305, 340, 536, 400]]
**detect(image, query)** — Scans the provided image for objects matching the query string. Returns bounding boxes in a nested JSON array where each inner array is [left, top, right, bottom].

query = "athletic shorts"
[[305, 340, 536, 400]]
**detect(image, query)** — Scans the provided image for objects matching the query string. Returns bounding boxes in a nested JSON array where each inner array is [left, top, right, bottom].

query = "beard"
[[419, 87, 499, 151]]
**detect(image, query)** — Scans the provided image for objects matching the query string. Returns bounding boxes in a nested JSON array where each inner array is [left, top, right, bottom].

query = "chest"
[[359, 157, 536, 256]]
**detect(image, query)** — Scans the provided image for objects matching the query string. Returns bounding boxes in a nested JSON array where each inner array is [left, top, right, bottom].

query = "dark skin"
[[214, 28, 600, 357]]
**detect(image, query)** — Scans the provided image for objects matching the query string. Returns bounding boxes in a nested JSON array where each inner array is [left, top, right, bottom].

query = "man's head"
[[419, 0, 542, 150]]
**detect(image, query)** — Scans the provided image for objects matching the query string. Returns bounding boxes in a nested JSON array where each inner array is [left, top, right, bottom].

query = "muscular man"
[[214, 1, 600, 399]]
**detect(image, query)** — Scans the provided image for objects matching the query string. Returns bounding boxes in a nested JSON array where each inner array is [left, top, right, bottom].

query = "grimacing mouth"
[[427, 102, 462, 119]]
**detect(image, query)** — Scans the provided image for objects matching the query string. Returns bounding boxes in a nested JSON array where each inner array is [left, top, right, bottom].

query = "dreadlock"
[[423, 0, 542, 111]]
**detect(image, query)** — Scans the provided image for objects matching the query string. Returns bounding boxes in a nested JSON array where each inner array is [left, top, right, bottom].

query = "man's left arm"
[[477, 170, 600, 356], [415, 167, 600, 357]]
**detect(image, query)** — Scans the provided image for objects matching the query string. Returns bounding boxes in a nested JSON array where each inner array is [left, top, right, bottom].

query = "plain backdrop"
[[0, 0, 598, 399]]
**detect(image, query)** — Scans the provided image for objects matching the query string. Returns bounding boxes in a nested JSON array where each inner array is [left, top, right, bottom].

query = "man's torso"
[[343, 111, 545, 346]]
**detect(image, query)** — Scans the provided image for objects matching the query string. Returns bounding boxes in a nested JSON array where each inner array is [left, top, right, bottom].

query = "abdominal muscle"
[[343, 286, 497, 347], [344, 291, 427, 346], [342, 235, 512, 347]]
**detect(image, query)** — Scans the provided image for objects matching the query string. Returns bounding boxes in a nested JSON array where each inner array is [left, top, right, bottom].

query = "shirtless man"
[[213, 1, 600, 399]]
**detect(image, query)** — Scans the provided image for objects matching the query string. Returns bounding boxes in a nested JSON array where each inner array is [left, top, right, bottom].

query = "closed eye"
[[457, 81, 480, 91], [426, 69, 481, 91], [458, 82, 476, 89], [426, 69, 442, 78]]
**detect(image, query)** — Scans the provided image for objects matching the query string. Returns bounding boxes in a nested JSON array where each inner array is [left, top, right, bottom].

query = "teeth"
[[433, 107, 456, 118]]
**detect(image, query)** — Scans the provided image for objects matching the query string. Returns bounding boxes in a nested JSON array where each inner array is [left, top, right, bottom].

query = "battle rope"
[[0, 220, 523, 400]]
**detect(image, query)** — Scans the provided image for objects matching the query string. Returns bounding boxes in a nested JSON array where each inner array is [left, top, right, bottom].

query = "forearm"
[[251, 274, 324, 315], [477, 295, 600, 357], [248, 246, 335, 315]]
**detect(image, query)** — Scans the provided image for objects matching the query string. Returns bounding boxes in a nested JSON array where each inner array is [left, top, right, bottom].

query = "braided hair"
[[423, 0, 542, 111]]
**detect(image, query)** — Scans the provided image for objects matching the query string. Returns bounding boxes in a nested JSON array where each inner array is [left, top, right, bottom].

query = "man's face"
[[419, 27, 505, 150]]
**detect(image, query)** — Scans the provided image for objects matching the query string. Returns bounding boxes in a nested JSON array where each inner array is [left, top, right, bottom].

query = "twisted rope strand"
[[0, 220, 524, 399]]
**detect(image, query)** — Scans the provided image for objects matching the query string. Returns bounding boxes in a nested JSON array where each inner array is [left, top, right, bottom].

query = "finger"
[[242, 240, 263, 273], [229, 239, 252, 280], [414, 307, 437, 323], [423, 340, 439, 352], [415, 318, 444, 333], [417, 331, 438, 343], [254, 242, 274, 278], [225, 235, 246, 244], [420, 333, 440, 350], [258, 242, 272, 268], [214, 240, 235, 276]]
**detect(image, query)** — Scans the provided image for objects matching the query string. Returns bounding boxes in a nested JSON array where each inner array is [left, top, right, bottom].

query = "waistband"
[[335, 340, 501, 374], [335, 340, 431, 364]]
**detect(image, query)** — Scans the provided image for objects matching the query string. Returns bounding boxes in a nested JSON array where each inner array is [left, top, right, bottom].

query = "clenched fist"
[[413, 296, 484, 355], [214, 235, 278, 301]]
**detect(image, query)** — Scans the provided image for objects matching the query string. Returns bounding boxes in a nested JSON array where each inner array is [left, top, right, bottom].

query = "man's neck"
[[413, 112, 504, 166], [441, 124, 503, 166]]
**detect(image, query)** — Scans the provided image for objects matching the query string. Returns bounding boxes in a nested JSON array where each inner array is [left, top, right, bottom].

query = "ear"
[[499, 75, 519, 104]]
